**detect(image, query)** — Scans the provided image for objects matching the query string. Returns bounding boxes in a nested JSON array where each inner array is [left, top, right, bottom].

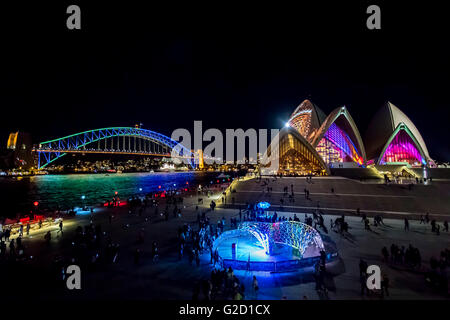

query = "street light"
[[81, 195, 86, 210]]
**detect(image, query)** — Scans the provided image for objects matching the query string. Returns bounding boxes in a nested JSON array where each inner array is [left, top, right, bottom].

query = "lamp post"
[[33, 201, 39, 214], [81, 195, 86, 210]]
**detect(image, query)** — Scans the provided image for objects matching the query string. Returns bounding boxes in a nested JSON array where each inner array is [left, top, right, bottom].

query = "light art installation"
[[287, 100, 327, 143], [316, 122, 363, 165], [257, 201, 271, 210], [380, 129, 425, 165], [238, 221, 325, 256]]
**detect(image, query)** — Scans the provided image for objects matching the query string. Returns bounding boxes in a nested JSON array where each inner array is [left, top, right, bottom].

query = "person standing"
[[381, 274, 390, 298], [9, 239, 16, 257], [26, 223, 30, 236], [404, 218, 409, 231]]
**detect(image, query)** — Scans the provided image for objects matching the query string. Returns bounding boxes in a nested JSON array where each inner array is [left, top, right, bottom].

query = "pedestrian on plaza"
[[9, 239, 16, 257], [444, 220, 449, 232], [44, 230, 51, 245], [404, 218, 409, 231], [359, 259, 368, 276], [252, 275, 259, 299], [26, 223, 30, 236], [382, 246, 389, 263], [19, 225, 24, 237], [360, 272, 368, 296], [57, 221, 63, 235]]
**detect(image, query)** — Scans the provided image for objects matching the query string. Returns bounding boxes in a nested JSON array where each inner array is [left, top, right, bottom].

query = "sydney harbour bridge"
[[33, 127, 197, 169]]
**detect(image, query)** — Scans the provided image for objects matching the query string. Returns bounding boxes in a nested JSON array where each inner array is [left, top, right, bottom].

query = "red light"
[[184, 188, 188, 191], [114, 191, 118, 195], [20, 217, 30, 223], [217, 180, 219, 183], [33, 201, 39, 207], [186, 181, 189, 184], [158, 185, 161, 189]]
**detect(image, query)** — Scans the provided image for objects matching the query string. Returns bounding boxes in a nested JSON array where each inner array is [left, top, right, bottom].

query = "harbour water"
[[0, 172, 218, 216]]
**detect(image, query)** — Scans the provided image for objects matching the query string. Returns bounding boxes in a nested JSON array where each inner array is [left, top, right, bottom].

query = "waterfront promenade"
[[1, 176, 449, 300], [226, 176, 450, 220]]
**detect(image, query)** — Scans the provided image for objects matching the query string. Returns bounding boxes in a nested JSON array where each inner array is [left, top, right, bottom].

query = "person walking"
[[252, 276, 259, 299], [26, 223, 30, 236], [404, 218, 409, 231], [44, 231, 51, 245], [57, 221, 63, 235]]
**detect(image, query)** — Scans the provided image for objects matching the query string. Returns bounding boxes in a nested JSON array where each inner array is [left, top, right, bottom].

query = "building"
[[266, 100, 433, 176], [5, 131, 34, 170], [365, 101, 432, 167], [287, 99, 327, 143], [311, 106, 366, 168], [261, 126, 329, 176]]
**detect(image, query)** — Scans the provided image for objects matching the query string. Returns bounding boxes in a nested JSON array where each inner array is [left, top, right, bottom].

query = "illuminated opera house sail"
[[261, 126, 329, 176], [287, 99, 327, 143], [365, 101, 431, 167], [311, 106, 366, 167]]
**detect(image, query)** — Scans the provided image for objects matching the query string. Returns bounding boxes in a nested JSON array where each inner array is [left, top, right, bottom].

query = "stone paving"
[[227, 177, 450, 219]]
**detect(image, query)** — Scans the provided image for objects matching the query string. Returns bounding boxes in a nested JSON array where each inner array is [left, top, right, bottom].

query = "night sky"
[[2, 2, 449, 161]]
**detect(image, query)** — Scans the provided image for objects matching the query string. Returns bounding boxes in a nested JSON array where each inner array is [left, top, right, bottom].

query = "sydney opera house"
[[264, 99, 435, 176]]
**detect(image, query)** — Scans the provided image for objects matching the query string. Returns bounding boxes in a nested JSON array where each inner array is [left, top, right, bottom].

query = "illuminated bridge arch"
[[311, 106, 366, 166], [237, 221, 325, 256], [36, 127, 194, 169]]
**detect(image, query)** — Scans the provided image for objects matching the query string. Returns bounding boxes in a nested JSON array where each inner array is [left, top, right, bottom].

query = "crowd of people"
[[192, 267, 252, 300]]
